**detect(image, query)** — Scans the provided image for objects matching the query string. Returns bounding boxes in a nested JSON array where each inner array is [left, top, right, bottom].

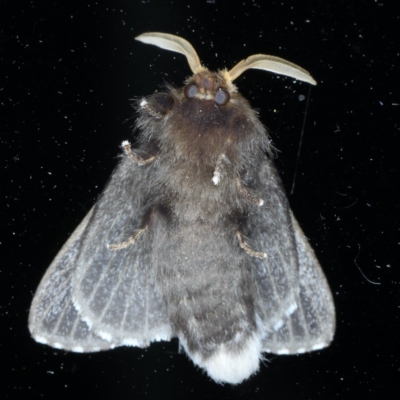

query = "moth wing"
[[249, 162, 302, 334], [29, 208, 113, 352], [29, 158, 172, 352], [261, 212, 335, 354], [250, 161, 335, 354]]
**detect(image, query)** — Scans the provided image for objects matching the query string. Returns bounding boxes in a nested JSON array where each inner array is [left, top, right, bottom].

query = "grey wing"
[[249, 161, 335, 355], [261, 211, 335, 354], [29, 209, 113, 352], [29, 158, 172, 352]]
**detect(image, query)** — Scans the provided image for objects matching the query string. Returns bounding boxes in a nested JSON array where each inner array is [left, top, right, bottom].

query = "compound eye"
[[214, 88, 230, 105], [184, 83, 198, 99]]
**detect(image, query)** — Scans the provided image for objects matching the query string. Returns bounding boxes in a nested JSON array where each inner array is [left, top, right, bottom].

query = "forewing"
[[29, 157, 172, 352], [261, 213, 335, 354], [29, 209, 112, 352], [247, 161, 300, 332], [250, 161, 335, 354]]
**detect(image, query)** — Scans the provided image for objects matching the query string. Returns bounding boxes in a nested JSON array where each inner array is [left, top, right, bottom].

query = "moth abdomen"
[[157, 221, 261, 384]]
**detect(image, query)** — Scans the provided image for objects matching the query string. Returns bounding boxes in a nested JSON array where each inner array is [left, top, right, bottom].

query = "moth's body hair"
[[133, 85, 271, 226], [181, 331, 263, 385], [29, 32, 335, 385]]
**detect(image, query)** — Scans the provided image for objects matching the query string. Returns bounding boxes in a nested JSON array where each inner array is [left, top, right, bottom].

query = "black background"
[[3, 0, 399, 399]]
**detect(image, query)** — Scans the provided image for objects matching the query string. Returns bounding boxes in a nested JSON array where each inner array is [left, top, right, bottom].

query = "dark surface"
[[3, 0, 399, 398]]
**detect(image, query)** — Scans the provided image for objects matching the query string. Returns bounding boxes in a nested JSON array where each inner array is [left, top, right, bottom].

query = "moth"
[[29, 32, 335, 385]]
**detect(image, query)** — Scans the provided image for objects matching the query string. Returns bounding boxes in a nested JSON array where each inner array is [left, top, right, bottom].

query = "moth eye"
[[184, 83, 198, 99], [214, 88, 230, 106]]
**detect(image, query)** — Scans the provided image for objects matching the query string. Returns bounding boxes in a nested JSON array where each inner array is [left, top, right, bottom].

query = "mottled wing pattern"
[[29, 158, 172, 352], [249, 161, 335, 355]]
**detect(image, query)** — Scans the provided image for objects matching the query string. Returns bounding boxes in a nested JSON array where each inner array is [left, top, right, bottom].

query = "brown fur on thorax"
[[134, 67, 273, 225]]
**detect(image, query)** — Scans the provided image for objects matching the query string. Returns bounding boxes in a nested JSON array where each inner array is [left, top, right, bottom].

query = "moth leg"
[[236, 177, 264, 206], [108, 228, 146, 250], [212, 136, 236, 185], [236, 231, 267, 259], [122, 141, 157, 166], [212, 153, 230, 185], [140, 98, 164, 119]]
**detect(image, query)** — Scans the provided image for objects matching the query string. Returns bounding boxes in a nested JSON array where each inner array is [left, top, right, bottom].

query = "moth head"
[[135, 32, 317, 107]]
